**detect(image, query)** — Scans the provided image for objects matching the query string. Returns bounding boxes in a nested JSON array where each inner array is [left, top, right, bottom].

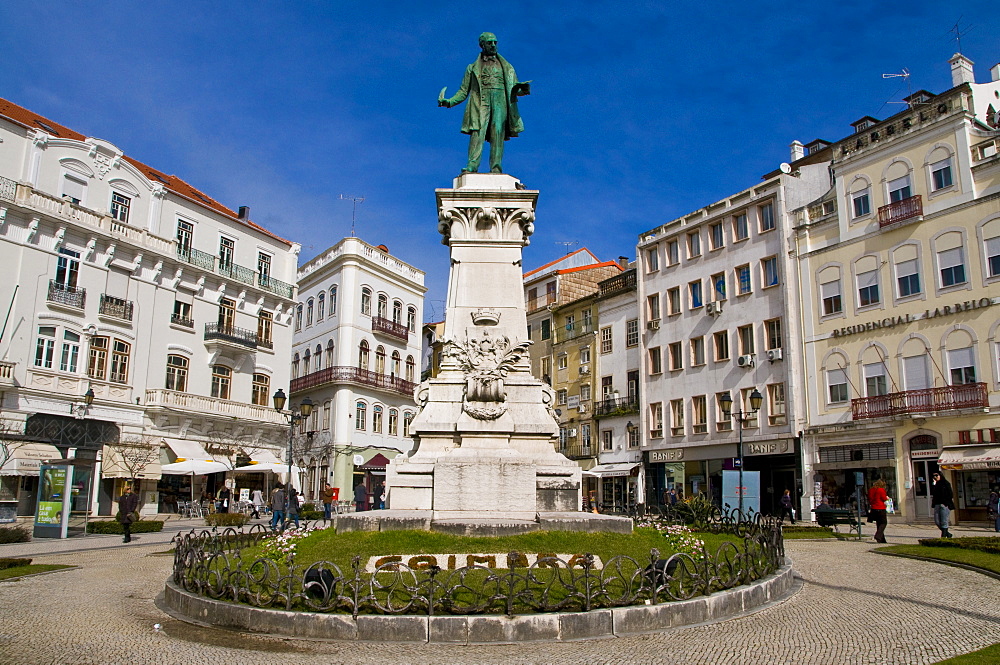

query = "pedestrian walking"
[[867, 479, 888, 543], [285, 487, 300, 530], [216, 485, 231, 514], [779, 489, 796, 524], [250, 488, 265, 519], [987, 487, 999, 532], [116, 485, 140, 544], [320, 483, 336, 521], [270, 484, 286, 530], [930, 471, 955, 538], [354, 481, 367, 512]]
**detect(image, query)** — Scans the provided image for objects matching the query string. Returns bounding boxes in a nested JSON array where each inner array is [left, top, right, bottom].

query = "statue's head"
[[478, 32, 498, 56]]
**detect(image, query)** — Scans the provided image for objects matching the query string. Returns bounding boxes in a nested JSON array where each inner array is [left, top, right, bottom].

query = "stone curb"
[[162, 558, 795, 644]]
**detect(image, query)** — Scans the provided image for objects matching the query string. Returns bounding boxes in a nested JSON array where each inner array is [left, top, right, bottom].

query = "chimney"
[[949, 53, 975, 86], [238, 206, 250, 220], [991, 63, 1000, 82], [789, 140, 805, 162], [618, 256, 629, 269]]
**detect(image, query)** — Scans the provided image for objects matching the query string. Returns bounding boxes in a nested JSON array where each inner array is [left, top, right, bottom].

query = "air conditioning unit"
[[647, 319, 660, 330], [578, 404, 587, 413], [580, 364, 590, 375], [767, 348, 783, 362], [706, 302, 723, 315], [737, 354, 755, 368], [568, 428, 578, 437]]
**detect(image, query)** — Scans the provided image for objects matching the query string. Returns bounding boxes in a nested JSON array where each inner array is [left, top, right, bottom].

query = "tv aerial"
[[339, 195, 365, 237], [555, 241, 579, 254]]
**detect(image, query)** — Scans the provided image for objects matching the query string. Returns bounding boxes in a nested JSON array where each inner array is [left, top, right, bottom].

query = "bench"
[[812, 508, 862, 538]]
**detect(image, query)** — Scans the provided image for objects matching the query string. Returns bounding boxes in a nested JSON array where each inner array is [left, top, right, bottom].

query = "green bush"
[[917, 536, 1000, 554], [299, 503, 315, 512], [0, 557, 31, 570], [86, 520, 165, 534], [299, 510, 323, 520], [204, 513, 250, 528], [0, 524, 31, 543]]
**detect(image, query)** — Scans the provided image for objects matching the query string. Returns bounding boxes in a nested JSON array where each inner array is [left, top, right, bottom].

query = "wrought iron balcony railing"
[[559, 442, 596, 460], [218, 261, 257, 286], [204, 322, 258, 349], [177, 246, 217, 271], [598, 269, 637, 297], [258, 274, 294, 299], [526, 295, 557, 312], [877, 195, 922, 228], [852, 383, 988, 420], [290, 366, 416, 397], [171, 313, 194, 328], [47, 280, 85, 309], [594, 396, 640, 417], [555, 322, 595, 344], [99, 294, 134, 321], [372, 316, 409, 341]]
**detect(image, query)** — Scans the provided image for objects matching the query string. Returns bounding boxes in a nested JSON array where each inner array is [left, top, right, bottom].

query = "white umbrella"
[[231, 462, 303, 492], [636, 466, 646, 506], [161, 459, 229, 503]]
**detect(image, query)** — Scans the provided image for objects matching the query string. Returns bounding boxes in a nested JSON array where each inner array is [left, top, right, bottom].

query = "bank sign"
[[832, 298, 993, 338]]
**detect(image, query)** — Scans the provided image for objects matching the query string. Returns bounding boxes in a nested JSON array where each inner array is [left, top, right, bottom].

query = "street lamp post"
[[272, 389, 313, 499], [719, 388, 763, 517]]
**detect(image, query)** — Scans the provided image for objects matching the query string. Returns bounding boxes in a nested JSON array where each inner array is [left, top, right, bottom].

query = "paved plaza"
[[0, 521, 997, 665]]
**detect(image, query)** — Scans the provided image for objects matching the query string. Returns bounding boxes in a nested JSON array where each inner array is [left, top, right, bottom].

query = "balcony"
[[560, 442, 595, 460], [372, 316, 409, 342], [877, 195, 922, 228], [47, 280, 85, 309], [204, 322, 258, 349], [218, 260, 257, 286], [594, 396, 640, 418], [0, 360, 14, 386], [852, 383, 988, 420], [177, 246, 216, 271], [258, 274, 294, 299], [144, 388, 287, 425], [526, 295, 557, 313], [290, 366, 416, 398], [98, 294, 134, 321], [598, 269, 637, 297], [555, 322, 595, 344], [170, 313, 194, 328]]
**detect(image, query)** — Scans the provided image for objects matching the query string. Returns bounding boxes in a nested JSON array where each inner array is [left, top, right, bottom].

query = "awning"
[[101, 446, 163, 479], [231, 462, 303, 476], [358, 453, 390, 470], [246, 449, 281, 464], [939, 445, 1000, 470], [582, 462, 639, 478], [163, 438, 211, 462], [0, 443, 62, 476], [161, 459, 229, 476]]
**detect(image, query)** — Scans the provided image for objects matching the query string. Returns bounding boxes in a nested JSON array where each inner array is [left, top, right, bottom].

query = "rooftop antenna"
[[555, 241, 579, 254], [339, 195, 365, 237], [948, 18, 973, 54], [879, 68, 913, 110]]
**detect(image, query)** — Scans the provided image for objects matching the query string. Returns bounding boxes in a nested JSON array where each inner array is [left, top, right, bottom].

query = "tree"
[[0, 421, 27, 474], [102, 434, 160, 481]]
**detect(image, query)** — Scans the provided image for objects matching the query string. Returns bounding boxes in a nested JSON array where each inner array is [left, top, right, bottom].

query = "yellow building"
[[793, 54, 1000, 523]]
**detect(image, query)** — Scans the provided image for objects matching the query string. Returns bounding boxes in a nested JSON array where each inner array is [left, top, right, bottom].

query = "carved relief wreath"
[[444, 331, 531, 420]]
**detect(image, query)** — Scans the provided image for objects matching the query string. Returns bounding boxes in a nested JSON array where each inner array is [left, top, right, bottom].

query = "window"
[[176, 220, 193, 256], [541, 357, 551, 383], [740, 388, 760, 429], [896, 259, 921, 297], [710, 222, 724, 250], [558, 427, 568, 451], [689, 280, 703, 308], [541, 319, 551, 340], [326, 340, 335, 366], [358, 340, 370, 369], [627, 370, 639, 400], [736, 264, 751, 295], [580, 346, 591, 364], [580, 383, 591, 401], [306, 299, 314, 326], [211, 365, 231, 400], [759, 202, 775, 232], [581, 424, 591, 453], [60, 331, 80, 372], [390, 300, 401, 325], [647, 294, 661, 321], [557, 389, 567, 405], [108, 340, 130, 383], [666, 240, 679, 265], [582, 308, 593, 330], [218, 236, 235, 271], [355, 402, 367, 430], [600, 326, 612, 354], [62, 174, 86, 205], [903, 354, 931, 391], [546, 281, 556, 304], [407, 306, 417, 333], [403, 412, 413, 437], [602, 430, 613, 452], [821, 279, 842, 315], [172, 300, 192, 326], [667, 287, 681, 314], [54, 248, 80, 289], [670, 399, 684, 436], [733, 212, 749, 241], [864, 362, 888, 396], [330, 285, 338, 315], [712, 273, 726, 301], [650, 402, 663, 437], [317, 293, 325, 320], [668, 342, 682, 371], [768, 383, 786, 425], [110, 192, 130, 223], [323, 401, 332, 430], [375, 346, 386, 375], [888, 175, 912, 202], [252, 312, 271, 350], [738, 325, 755, 355], [986, 236, 1000, 277], [377, 293, 388, 319], [649, 346, 663, 374], [372, 405, 383, 433], [251, 373, 269, 406], [765, 318, 782, 350], [388, 409, 398, 436], [646, 247, 659, 272], [761, 257, 779, 287], [88, 336, 108, 379], [361, 287, 372, 316], [219, 298, 236, 330], [691, 337, 705, 366], [601, 375, 614, 399], [557, 353, 568, 370], [406, 355, 415, 382], [291, 354, 299, 380], [931, 157, 953, 191], [948, 347, 976, 385], [938, 247, 966, 287], [303, 349, 311, 375], [692, 395, 707, 433], [827, 368, 849, 404], [257, 252, 271, 284], [295, 304, 303, 331], [687, 231, 701, 258], [527, 287, 537, 308], [626, 319, 639, 347], [628, 426, 639, 448], [852, 188, 871, 218], [314, 345, 323, 372], [857, 269, 880, 307], [714, 330, 730, 361], [716, 393, 733, 431], [165, 355, 188, 392], [34, 326, 56, 368]]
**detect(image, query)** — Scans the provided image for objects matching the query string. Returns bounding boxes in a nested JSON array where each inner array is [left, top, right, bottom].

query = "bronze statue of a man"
[[439, 32, 530, 174]]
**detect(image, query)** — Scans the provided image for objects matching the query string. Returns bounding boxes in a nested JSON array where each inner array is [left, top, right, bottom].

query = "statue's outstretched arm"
[[439, 66, 472, 108]]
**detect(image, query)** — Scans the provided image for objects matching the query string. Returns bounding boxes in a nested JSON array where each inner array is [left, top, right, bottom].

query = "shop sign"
[[910, 449, 940, 459], [831, 298, 993, 338], [649, 449, 683, 463], [745, 441, 790, 455]]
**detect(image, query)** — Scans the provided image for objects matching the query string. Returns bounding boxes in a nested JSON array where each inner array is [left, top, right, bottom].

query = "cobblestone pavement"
[[0, 524, 997, 665]]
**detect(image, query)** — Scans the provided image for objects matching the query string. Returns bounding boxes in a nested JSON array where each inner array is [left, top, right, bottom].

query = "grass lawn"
[[0, 564, 74, 581], [781, 526, 837, 539], [932, 643, 1000, 664], [875, 544, 1000, 575]]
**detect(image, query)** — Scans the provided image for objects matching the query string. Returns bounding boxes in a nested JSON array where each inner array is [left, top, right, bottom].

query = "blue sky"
[[3, 2, 997, 320]]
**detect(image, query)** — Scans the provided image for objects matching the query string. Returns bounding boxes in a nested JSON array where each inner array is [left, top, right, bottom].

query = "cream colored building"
[[793, 54, 1000, 523]]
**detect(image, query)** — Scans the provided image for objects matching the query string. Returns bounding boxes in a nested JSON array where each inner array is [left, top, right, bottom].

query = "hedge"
[[86, 520, 165, 535], [204, 513, 250, 528], [0, 524, 31, 543], [0, 557, 31, 570]]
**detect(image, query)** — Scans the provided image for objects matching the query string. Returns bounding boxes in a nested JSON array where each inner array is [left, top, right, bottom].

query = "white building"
[[0, 97, 298, 518], [290, 237, 425, 507]]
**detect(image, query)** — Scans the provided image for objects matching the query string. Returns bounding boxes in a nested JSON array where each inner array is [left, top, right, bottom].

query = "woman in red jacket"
[[868, 479, 889, 543]]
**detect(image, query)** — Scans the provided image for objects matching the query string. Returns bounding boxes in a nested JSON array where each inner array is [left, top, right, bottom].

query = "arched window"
[[377, 293, 388, 319], [291, 353, 300, 379], [392, 300, 402, 324], [391, 351, 401, 377], [317, 292, 325, 320], [361, 287, 372, 316], [373, 405, 383, 433], [407, 306, 417, 333], [323, 400, 332, 430], [251, 373, 269, 406], [166, 354, 189, 392], [375, 346, 386, 375], [358, 340, 369, 370], [388, 408, 398, 436], [302, 349, 311, 375], [330, 285, 338, 315], [306, 298, 314, 326], [295, 304, 303, 331], [326, 339, 335, 366], [403, 411, 414, 437], [355, 401, 367, 430], [314, 344, 323, 371], [405, 355, 415, 383]]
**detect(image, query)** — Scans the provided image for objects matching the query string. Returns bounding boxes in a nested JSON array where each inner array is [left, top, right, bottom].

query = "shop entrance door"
[[911, 459, 939, 519]]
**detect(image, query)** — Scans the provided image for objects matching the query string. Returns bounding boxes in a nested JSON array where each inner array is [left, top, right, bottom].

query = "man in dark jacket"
[[354, 481, 368, 512], [117, 485, 140, 543], [930, 471, 955, 538]]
